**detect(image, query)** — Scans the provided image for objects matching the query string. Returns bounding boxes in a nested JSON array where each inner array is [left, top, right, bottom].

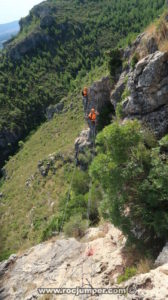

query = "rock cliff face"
[[111, 50, 168, 138], [0, 224, 126, 300], [1, 224, 168, 300], [86, 76, 113, 114], [75, 47, 168, 165], [5, 2, 80, 61], [75, 76, 114, 157], [111, 14, 168, 138], [122, 51, 168, 137]]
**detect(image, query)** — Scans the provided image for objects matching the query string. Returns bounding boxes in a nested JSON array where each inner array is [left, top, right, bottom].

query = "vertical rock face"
[[123, 52, 168, 115], [86, 76, 114, 115], [75, 76, 114, 159], [123, 51, 168, 137], [111, 51, 168, 138], [111, 71, 128, 109]]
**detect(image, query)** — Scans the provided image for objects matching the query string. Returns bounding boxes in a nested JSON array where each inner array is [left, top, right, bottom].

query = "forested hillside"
[[0, 0, 167, 261], [0, 0, 165, 169]]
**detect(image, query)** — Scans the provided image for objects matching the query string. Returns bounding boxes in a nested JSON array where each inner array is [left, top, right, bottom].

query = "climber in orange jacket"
[[88, 108, 99, 138], [82, 87, 88, 114]]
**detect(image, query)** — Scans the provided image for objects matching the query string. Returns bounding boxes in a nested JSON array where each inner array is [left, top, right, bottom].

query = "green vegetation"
[[116, 102, 124, 119], [117, 267, 137, 284], [0, 93, 84, 258], [90, 121, 168, 248], [63, 214, 88, 238], [131, 52, 140, 69], [0, 0, 165, 158], [0, 0, 167, 260], [0, 64, 106, 260], [41, 165, 101, 241], [106, 48, 122, 78], [121, 87, 130, 102]]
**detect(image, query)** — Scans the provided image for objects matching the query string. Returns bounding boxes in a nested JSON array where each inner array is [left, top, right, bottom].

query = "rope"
[[52, 150, 80, 291], [59, 255, 88, 289], [59, 149, 78, 234], [55, 94, 98, 293], [81, 257, 84, 300], [80, 122, 97, 297]]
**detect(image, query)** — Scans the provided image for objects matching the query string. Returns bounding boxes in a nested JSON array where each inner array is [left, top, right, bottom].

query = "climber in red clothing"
[[82, 87, 89, 114]]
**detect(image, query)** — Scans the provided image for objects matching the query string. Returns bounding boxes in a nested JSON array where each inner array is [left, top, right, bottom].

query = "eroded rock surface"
[[0, 224, 126, 300], [112, 51, 168, 137], [86, 76, 114, 115], [1, 224, 168, 300], [155, 243, 168, 267]]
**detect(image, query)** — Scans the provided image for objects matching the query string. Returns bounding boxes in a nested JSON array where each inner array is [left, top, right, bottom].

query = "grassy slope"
[[0, 65, 107, 260], [0, 1, 167, 260]]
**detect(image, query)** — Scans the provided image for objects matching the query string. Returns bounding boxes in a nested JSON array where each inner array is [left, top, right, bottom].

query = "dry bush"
[[137, 258, 154, 274], [138, 13, 168, 56], [156, 20, 168, 43], [159, 39, 168, 52], [145, 23, 156, 36]]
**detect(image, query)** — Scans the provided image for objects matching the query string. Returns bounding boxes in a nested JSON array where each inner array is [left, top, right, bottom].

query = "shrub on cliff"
[[90, 120, 168, 246], [63, 214, 88, 238]]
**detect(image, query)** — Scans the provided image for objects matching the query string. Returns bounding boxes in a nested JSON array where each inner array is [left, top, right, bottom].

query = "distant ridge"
[[0, 20, 19, 48]]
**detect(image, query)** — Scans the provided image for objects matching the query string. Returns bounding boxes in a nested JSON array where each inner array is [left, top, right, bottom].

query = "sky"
[[0, 0, 44, 24]]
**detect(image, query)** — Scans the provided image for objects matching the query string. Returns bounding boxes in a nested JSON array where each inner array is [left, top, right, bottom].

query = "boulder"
[[75, 129, 91, 153], [121, 263, 168, 300], [46, 101, 64, 120], [155, 243, 168, 266]]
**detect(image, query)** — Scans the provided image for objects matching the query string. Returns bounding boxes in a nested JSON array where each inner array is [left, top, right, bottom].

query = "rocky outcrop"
[[0, 224, 127, 300], [74, 129, 93, 169], [19, 2, 56, 30], [86, 76, 114, 116], [111, 51, 168, 138], [46, 101, 64, 120], [25, 153, 73, 187], [75, 76, 114, 167], [1, 223, 168, 300], [75, 129, 91, 153], [123, 52, 168, 114], [155, 243, 168, 266], [6, 30, 54, 61], [111, 71, 128, 109], [122, 51, 168, 137], [5, 2, 57, 60], [121, 263, 168, 300], [123, 33, 146, 60], [5, 1, 82, 61], [37, 152, 72, 177]]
